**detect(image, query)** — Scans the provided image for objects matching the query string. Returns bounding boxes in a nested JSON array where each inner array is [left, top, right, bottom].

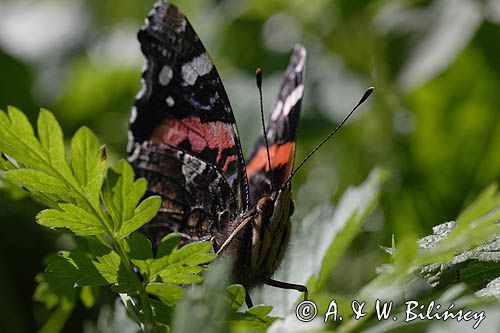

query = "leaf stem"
[[116, 239, 154, 332]]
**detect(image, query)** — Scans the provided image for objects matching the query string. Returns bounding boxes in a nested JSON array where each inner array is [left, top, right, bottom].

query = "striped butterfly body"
[[128, 0, 307, 304]]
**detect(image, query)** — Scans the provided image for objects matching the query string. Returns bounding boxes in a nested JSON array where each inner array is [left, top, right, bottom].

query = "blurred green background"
[[0, 0, 499, 331]]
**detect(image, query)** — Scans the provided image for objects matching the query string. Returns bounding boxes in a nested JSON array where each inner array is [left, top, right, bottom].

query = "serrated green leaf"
[[146, 283, 185, 307], [134, 240, 214, 285], [6, 169, 69, 196], [119, 196, 161, 238], [126, 232, 153, 260], [8, 106, 35, 140], [92, 250, 122, 284], [148, 242, 215, 280], [158, 266, 205, 284], [167, 241, 216, 266], [37, 109, 73, 180], [37, 204, 106, 236], [70, 127, 106, 206], [103, 161, 144, 228], [41, 255, 80, 302], [157, 233, 182, 258], [53, 251, 107, 287], [0, 107, 45, 168]]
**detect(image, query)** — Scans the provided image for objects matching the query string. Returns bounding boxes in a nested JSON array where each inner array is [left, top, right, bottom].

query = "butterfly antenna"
[[282, 87, 374, 189], [256, 68, 275, 192]]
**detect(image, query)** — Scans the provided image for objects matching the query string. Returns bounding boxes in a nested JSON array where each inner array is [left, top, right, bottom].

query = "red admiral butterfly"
[[127, 0, 373, 306]]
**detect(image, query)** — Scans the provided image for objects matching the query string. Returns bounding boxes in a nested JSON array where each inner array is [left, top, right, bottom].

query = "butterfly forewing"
[[128, 1, 249, 246], [246, 45, 306, 204]]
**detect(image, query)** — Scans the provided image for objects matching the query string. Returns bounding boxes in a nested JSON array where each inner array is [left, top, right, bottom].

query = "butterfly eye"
[[289, 199, 295, 217], [257, 196, 274, 220]]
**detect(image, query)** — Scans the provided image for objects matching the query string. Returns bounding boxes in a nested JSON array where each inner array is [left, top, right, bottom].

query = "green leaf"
[[0, 154, 16, 171], [226, 284, 246, 311], [119, 196, 161, 239], [126, 232, 153, 260], [80, 286, 99, 308], [148, 241, 215, 280], [146, 283, 185, 307], [37, 204, 106, 236], [0, 155, 27, 199], [150, 299, 173, 326], [133, 240, 214, 286], [70, 127, 106, 206], [0, 107, 45, 168], [157, 233, 182, 258], [420, 221, 500, 290], [103, 160, 159, 238], [103, 161, 144, 228], [6, 169, 69, 197], [92, 249, 123, 285], [230, 305, 278, 330], [37, 109, 73, 180], [167, 241, 216, 267], [157, 266, 205, 284]]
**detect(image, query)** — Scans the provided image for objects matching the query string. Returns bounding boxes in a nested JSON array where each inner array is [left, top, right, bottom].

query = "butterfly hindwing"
[[129, 0, 248, 210], [246, 45, 306, 204], [132, 142, 239, 246]]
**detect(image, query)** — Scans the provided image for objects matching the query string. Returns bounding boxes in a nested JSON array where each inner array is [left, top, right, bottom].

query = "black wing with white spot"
[[246, 45, 306, 205], [128, 0, 249, 211]]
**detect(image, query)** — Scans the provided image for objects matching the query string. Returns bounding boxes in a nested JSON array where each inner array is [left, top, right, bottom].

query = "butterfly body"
[[128, 1, 306, 293]]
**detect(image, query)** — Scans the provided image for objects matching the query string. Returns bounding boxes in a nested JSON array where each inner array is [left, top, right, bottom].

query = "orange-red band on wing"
[[246, 142, 295, 178], [152, 116, 236, 170]]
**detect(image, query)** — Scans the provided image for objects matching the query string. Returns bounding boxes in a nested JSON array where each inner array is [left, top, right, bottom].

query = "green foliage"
[[0, 107, 207, 332]]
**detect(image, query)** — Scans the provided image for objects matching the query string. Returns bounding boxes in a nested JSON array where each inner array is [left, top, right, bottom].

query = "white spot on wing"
[[182, 154, 206, 184], [177, 19, 187, 32], [159, 65, 173, 86], [271, 100, 283, 121], [129, 106, 137, 123], [126, 130, 134, 153], [141, 59, 149, 73], [295, 47, 306, 72], [282, 84, 304, 116], [136, 78, 146, 99], [181, 53, 213, 86], [166, 96, 175, 107]]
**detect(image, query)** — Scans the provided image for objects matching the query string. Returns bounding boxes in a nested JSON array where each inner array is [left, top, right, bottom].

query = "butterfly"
[[127, 0, 307, 306]]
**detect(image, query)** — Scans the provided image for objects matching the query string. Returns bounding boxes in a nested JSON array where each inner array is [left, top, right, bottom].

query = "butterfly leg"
[[263, 277, 308, 301], [245, 290, 254, 308]]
